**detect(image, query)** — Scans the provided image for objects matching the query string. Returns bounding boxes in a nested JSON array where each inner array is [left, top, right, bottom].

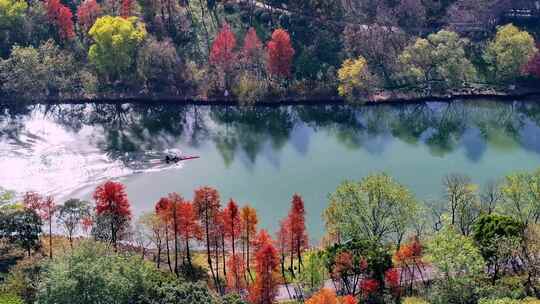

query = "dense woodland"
[[0, 0, 539, 103], [3, 168, 540, 303]]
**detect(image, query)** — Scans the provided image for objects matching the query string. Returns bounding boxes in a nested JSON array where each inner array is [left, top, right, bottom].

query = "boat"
[[164, 149, 199, 164]]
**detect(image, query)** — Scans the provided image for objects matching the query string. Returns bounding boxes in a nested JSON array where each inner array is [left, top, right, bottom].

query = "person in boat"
[[165, 154, 181, 164]]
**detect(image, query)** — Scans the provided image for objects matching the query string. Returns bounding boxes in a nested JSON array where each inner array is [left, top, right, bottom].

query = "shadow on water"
[[2, 99, 540, 198]]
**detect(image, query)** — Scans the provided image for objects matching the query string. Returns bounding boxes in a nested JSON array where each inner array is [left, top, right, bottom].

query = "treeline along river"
[[1, 100, 540, 240]]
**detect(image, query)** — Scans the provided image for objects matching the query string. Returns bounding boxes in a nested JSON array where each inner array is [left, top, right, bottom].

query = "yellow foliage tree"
[[337, 56, 376, 102], [88, 15, 146, 82]]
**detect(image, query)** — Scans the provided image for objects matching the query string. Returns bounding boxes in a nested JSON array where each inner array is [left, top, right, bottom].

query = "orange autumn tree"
[[266, 28, 294, 78], [305, 288, 358, 304], [226, 253, 247, 291], [394, 237, 426, 293], [241, 205, 258, 279], [249, 229, 280, 304], [93, 180, 131, 250], [177, 200, 202, 269], [287, 193, 308, 275], [155, 196, 174, 272], [193, 186, 222, 291], [224, 199, 242, 290], [276, 218, 290, 277]]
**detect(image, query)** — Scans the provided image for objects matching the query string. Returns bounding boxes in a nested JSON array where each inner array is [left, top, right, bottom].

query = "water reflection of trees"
[[4, 99, 540, 167]]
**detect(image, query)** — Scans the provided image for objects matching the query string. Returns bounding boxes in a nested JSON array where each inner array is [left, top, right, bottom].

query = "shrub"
[[36, 241, 166, 304], [0, 40, 89, 99], [402, 297, 430, 304], [0, 293, 24, 304], [232, 72, 268, 105]]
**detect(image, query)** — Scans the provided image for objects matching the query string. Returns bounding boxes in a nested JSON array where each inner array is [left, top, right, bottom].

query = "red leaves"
[[524, 48, 540, 79], [223, 199, 241, 242], [249, 231, 280, 304], [23, 192, 56, 221], [287, 193, 308, 262], [360, 278, 379, 297], [77, 0, 101, 32], [384, 267, 401, 295], [242, 27, 263, 63], [94, 181, 131, 220], [46, 0, 75, 40], [341, 295, 358, 304], [394, 237, 423, 265], [210, 22, 237, 72], [226, 253, 246, 290], [121, 0, 133, 18], [178, 200, 202, 242], [266, 28, 294, 78]]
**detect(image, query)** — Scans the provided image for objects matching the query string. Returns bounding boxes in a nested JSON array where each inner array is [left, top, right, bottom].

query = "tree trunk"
[[49, 219, 53, 258], [165, 226, 173, 273]]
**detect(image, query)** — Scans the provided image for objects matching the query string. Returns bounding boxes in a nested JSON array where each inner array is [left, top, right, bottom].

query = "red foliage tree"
[[276, 218, 290, 277], [223, 199, 242, 290], [155, 196, 174, 272], [241, 205, 258, 280], [93, 180, 131, 250], [120, 0, 133, 18], [384, 268, 401, 297], [341, 295, 358, 304], [193, 186, 222, 290], [23, 192, 56, 258], [249, 232, 280, 304], [46, 0, 75, 40], [226, 253, 247, 291], [287, 193, 307, 274], [210, 22, 237, 72], [77, 0, 101, 32], [242, 27, 263, 64], [81, 216, 93, 234], [524, 48, 540, 79], [394, 237, 425, 292], [266, 28, 294, 78], [360, 278, 379, 298], [178, 200, 202, 269]]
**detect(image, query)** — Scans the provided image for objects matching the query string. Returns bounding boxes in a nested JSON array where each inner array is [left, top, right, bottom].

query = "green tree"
[[483, 24, 537, 83], [472, 214, 524, 282], [56, 199, 91, 249], [36, 241, 171, 304], [500, 169, 540, 225], [296, 250, 327, 295], [0, 204, 42, 256], [443, 174, 481, 236], [325, 173, 418, 246], [88, 15, 146, 83], [427, 226, 485, 304], [0, 0, 26, 28], [0, 293, 24, 304], [399, 30, 476, 91], [0, 40, 90, 99], [0, 0, 26, 57]]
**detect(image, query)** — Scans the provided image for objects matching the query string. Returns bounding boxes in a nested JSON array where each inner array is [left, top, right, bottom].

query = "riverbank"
[[1, 87, 540, 107]]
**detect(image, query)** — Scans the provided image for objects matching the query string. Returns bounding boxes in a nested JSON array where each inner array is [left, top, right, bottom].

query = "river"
[[1, 100, 540, 241]]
